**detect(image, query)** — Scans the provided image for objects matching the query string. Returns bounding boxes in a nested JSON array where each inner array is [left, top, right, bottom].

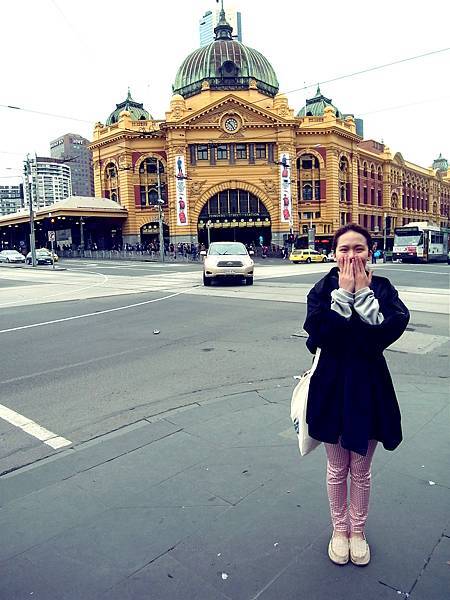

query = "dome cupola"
[[106, 89, 151, 125], [297, 86, 343, 118], [432, 153, 448, 172], [173, 7, 279, 99]]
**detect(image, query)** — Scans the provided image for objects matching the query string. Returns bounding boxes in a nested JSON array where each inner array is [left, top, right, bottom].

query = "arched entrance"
[[198, 189, 271, 247], [140, 222, 169, 246]]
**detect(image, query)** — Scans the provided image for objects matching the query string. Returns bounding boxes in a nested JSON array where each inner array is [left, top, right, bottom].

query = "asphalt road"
[[0, 260, 448, 475], [58, 257, 450, 290]]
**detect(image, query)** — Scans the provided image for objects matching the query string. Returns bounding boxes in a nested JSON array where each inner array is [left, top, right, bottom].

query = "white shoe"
[[349, 534, 371, 566], [328, 532, 349, 565]]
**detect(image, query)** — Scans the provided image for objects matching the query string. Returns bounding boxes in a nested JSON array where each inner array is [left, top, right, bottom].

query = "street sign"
[[48, 231, 56, 242]]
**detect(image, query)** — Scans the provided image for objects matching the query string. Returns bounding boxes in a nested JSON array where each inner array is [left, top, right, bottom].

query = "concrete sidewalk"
[[0, 373, 449, 599]]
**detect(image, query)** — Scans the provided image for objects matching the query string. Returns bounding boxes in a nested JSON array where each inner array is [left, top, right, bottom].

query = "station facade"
[[89, 10, 449, 252], [2, 10, 447, 253]]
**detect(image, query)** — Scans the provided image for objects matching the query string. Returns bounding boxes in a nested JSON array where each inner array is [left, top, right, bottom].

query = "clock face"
[[224, 117, 239, 132]]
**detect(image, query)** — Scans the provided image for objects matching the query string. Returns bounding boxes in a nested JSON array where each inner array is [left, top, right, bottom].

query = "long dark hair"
[[332, 223, 372, 251]]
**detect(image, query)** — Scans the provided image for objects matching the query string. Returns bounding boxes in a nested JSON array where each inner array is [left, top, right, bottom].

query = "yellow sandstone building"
[[90, 10, 449, 251]]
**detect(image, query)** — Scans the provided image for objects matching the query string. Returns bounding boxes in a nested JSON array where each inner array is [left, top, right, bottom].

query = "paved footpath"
[[0, 369, 449, 599]]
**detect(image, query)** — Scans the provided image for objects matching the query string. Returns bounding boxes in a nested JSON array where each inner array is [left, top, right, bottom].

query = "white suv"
[[201, 242, 254, 286]]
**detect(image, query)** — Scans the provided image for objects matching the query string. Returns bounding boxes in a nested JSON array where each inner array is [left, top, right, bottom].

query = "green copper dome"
[[432, 153, 448, 172], [106, 89, 151, 125], [297, 86, 343, 118], [173, 9, 279, 99]]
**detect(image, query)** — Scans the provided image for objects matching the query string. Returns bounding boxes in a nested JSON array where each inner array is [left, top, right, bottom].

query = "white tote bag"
[[290, 348, 322, 456]]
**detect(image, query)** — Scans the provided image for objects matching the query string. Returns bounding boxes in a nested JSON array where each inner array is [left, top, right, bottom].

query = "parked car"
[[327, 251, 336, 262], [26, 248, 58, 265], [201, 241, 254, 285], [0, 249, 26, 263], [289, 249, 328, 264]]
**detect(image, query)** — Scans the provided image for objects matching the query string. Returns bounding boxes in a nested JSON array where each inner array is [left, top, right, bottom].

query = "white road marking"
[[0, 286, 198, 334], [0, 403, 72, 449], [0, 270, 109, 308], [375, 267, 449, 276]]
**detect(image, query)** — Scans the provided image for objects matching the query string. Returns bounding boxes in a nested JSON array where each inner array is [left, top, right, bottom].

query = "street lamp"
[[80, 216, 85, 252], [24, 154, 37, 267]]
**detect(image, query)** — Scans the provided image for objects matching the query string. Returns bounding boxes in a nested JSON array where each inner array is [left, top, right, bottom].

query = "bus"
[[393, 222, 449, 263]]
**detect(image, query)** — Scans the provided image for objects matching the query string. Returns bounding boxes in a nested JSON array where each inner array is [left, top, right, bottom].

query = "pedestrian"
[[303, 223, 409, 567]]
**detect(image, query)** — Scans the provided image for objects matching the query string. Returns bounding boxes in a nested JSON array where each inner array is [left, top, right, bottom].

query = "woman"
[[303, 223, 409, 566]]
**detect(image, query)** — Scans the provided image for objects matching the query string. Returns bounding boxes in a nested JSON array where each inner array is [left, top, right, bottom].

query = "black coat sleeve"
[[304, 284, 353, 352], [353, 282, 410, 353]]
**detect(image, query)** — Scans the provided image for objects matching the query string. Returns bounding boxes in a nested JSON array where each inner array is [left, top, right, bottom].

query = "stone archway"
[[196, 183, 274, 247]]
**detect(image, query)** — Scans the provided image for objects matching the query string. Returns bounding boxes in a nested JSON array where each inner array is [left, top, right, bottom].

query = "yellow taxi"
[[289, 249, 328, 264]]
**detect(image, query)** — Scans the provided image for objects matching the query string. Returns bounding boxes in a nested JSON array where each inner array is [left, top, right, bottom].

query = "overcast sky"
[[1, 0, 449, 183]]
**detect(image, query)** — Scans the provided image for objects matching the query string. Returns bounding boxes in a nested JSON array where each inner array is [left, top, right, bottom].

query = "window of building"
[[139, 157, 164, 174], [235, 144, 247, 159], [219, 191, 228, 213], [300, 155, 319, 169], [106, 163, 117, 179], [302, 183, 313, 201], [140, 187, 159, 206], [314, 181, 320, 200], [363, 187, 368, 204], [297, 154, 321, 203], [229, 189, 238, 212], [255, 144, 266, 159], [197, 145, 209, 160], [363, 162, 368, 177], [377, 189, 382, 206], [370, 188, 375, 205], [138, 158, 166, 206], [217, 144, 228, 160]]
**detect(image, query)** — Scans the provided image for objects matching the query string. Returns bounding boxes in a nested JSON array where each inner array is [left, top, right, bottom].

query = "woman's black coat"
[[303, 267, 410, 456]]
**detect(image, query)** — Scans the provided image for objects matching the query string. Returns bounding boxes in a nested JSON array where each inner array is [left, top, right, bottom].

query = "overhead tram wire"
[[0, 46, 448, 151], [1, 46, 448, 129], [249, 47, 450, 107]]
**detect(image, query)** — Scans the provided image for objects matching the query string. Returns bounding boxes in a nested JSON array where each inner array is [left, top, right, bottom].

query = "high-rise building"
[[50, 133, 94, 197], [199, 5, 242, 46], [0, 185, 22, 216], [24, 157, 72, 209]]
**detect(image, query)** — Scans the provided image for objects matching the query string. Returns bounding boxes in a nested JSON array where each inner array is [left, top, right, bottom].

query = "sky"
[[1, 0, 449, 184]]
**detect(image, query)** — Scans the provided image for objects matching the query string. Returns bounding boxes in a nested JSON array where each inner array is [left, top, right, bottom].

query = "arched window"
[[377, 166, 383, 180], [303, 184, 313, 201], [198, 189, 269, 219], [363, 162, 368, 177], [338, 156, 350, 202], [297, 153, 321, 202], [104, 162, 119, 202], [370, 164, 375, 179], [139, 157, 167, 207]]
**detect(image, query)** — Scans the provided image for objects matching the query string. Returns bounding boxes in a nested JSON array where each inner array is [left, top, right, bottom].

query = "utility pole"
[[80, 216, 84, 253], [24, 154, 37, 267], [156, 159, 164, 262], [383, 212, 387, 254]]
